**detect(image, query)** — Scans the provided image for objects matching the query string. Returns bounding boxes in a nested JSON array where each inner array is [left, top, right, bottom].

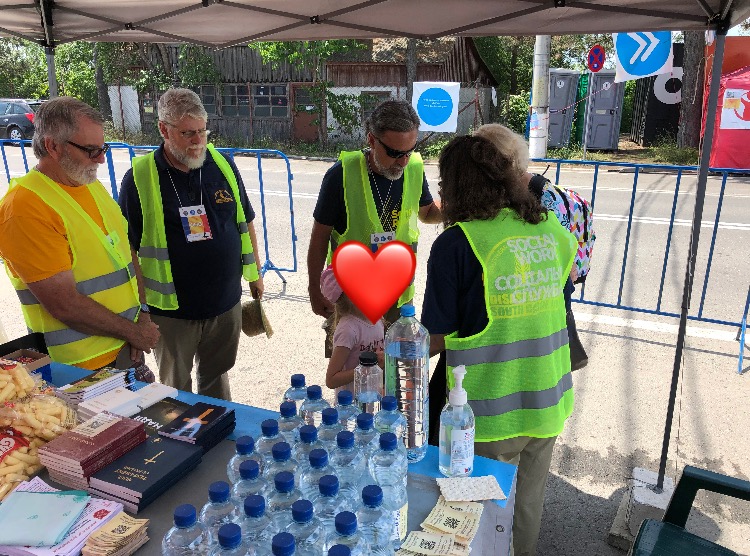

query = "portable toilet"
[[548, 69, 580, 148], [582, 70, 626, 150]]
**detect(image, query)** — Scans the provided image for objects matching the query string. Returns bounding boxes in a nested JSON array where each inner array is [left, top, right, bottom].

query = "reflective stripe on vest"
[[4, 170, 139, 366], [332, 150, 423, 306], [446, 328, 569, 367], [468, 372, 573, 417]]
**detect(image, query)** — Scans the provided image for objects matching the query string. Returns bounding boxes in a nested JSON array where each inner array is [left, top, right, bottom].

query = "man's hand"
[[250, 275, 264, 300], [310, 287, 335, 318], [128, 319, 160, 353]]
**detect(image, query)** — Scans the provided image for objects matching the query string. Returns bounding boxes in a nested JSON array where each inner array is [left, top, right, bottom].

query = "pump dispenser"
[[438, 365, 475, 477]]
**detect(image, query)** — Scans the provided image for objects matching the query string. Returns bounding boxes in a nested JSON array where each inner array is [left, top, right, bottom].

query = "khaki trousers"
[[475, 435, 557, 556], [151, 302, 242, 401]]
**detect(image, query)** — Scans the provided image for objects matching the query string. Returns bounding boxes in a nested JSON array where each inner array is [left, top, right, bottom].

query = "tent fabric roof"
[[1, 0, 748, 49]]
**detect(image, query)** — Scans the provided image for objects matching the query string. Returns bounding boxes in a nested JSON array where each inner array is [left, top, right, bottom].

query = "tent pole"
[[46, 47, 58, 98], [656, 27, 727, 490]]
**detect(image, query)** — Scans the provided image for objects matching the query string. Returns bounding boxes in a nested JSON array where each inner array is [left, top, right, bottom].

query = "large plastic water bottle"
[[285, 499, 323, 556], [257, 420, 284, 465], [199, 481, 240, 545], [312, 475, 351, 537], [232, 460, 270, 504], [162, 504, 211, 555], [294, 425, 324, 471], [373, 396, 407, 453], [356, 485, 394, 556], [324, 512, 366, 556], [299, 448, 335, 501], [284, 374, 307, 404], [209, 523, 248, 556], [317, 408, 343, 450], [266, 442, 300, 486], [271, 532, 296, 556], [329, 431, 365, 500], [238, 495, 273, 546], [227, 436, 265, 484], [279, 401, 303, 445], [334, 390, 359, 432], [353, 351, 383, 414], [299, 385, 330, 427], [384, 304, 430, 462], [267, 471, 302, 534], [368, 433, 408, 550]]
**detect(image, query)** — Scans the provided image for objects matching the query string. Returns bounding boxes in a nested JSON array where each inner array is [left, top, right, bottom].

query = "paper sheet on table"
[[436, 475, 506, 502]]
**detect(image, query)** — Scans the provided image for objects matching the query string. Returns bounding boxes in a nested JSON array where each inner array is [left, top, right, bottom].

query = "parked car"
[[0, 99, 42, 142]]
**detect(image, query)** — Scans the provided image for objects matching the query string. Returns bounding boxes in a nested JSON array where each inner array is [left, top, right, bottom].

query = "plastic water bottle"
[[285, 499, 323, 556], [368, 433, 408, 550], [329, 431, 365, 500], [373, 396, 407, 455], [284, 374, 307, 404], [299, 448, 336, 501], [266, 442, 300, 486], [295, 425, 325, 470], [384, 304, 430, 462], [353, 351, 383, 414], [267, 471, 302, 534], [312, 475, 351, 537], [209, 523, 248, 556], [279, 401, 303, 445], [272, 532, 296, 556], [256, 419, 284, 465], [299, 385, 330, 427], [335, 390, 359, 432], [232, 460, 270, 504], [162, 503, 211, 555], [199, 481, 240, 545], [238, 495, 273, 546], [353, 413, 378, 490], [324, 512, 366, 556], [327, 547, 351, 556], [227, 436, 265, 483], [356, 485, 394, 556], [317, 408, 343, 450], [439, 365, 475, 478]]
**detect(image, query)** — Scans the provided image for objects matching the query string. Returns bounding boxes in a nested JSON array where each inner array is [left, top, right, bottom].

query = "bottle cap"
[[173, 504, 197, 527], [299, 424, 318, 443], [358, 351, 377, 366], [244, 494, 265, 518], [291, 499, 314, 522], [261, 419, 279, 437], [381, 396, 397, 411], [290, 374, 305, 388], [400, 304, 416, 317], [449, 365, 468, 406], [334, 511, 357, 536], [328, 545, 352, 556], [272, 441, 291, 462], [307, 385, 323, 400], [208, 480, 230, 503], [321, 407, 339, 425], [362, 484, 383, 507], [356, 412, 374, 430], [235, 435, 255, 455], [274, 471, 295, 493], [379, 432, 397, 451], [217, 523, 242, 549], [239, 459, 260, 480], [271, 532, 296, 556], [337, 389, 353, 405], [309, 448, 329, 468], [318, 474, 339, 496], [336, 430, 354, 448], [279, 401, 297, 418]]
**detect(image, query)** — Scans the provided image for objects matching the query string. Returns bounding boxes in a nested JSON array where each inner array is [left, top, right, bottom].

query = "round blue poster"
[[417, 87, 453, 126]]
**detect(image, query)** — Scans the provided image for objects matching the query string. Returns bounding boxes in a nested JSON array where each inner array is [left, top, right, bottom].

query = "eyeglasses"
[[67, 141, 110, 159], [164, 122, 211, 139], [375, 136, 416, 160]]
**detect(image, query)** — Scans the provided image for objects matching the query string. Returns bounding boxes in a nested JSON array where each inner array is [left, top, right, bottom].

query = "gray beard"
[[59, 155, 98, 185], [171, 145, 207, 170], [371, 153, 404, 181]]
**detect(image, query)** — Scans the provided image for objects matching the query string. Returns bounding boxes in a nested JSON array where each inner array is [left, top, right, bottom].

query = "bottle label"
[[450, 428, 475, 476], [391, 502, 408, 542]]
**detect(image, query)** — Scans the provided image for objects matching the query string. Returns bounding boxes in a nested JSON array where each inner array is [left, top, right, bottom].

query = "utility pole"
[[46, 47, 58, 98], [529, 35, 551, 159]]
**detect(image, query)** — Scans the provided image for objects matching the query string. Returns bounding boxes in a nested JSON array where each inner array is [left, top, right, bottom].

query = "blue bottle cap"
[[379, 432, 397, 451], [381, 396, 397, 411], [362, 484, 383, 507], [271, 532, 296, 556], [261, 419, 279, 437], [334, 511, 357, 536], [208, 480, 230, 503], [279, 401, 297, 418], [328, 545, 352, 556], [272, 441, 291, 462], [400, 304, 416, 317], [336, 430, 354, 448], [239, 459, 260, 480], [356, 412, 373, 430], [274, 471, 295, 493], [299, 424, 318, 443], [291, 374, 305, 388], [173, 504, 197, 527], [337, 389, 353, 405], [217, 523, 242, 549], [309, 448, 328, 468], [243, 494, 265, 518], [235, 435, 255, 455], [291, 499, 314, 522], [318, 474, 339, 496], [321, 407, 339, 425], [307, 385, 323, 400]]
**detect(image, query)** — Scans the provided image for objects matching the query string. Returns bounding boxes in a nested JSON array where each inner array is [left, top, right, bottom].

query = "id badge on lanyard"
[[370, 231, 394, 253], [180, 204, 213, 242]]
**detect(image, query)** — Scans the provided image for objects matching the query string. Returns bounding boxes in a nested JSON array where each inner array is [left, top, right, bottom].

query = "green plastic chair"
[[630, 465, 750, 556]]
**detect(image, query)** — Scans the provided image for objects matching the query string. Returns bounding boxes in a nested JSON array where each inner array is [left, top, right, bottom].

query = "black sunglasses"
[[67, 140, 110, 159], [375, 136, 416, 160]]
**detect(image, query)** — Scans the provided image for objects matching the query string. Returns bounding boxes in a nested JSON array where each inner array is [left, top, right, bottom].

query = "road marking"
[[575, 311, 737, 342], [595, 213, 750, 231]]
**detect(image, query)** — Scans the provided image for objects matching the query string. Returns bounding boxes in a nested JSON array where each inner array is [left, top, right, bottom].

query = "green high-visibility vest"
[[131, 144, 259, 310], [330, 150, 422, 306], [445, 209, 577, 442]]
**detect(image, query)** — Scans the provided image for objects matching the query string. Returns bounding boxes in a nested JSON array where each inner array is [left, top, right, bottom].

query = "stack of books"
[[134, 382, 178, 410], [87, 434, 203, 513], [82, 511, 149, 556], [158, 401, 236, 453], [131, 397, 192, 435], [78, 387, 141, 421], [56, 369, 136, 410], [38, 412, 147, 489]]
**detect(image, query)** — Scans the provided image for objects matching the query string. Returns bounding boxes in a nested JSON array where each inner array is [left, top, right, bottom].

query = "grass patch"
[[650, 137, 699, 166]]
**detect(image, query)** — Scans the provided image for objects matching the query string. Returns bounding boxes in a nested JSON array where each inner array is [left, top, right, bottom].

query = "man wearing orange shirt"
[[0, 97, 160, 371]]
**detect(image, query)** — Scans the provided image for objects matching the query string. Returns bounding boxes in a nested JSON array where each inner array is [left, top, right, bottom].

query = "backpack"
[[533, 175, 596, 284]]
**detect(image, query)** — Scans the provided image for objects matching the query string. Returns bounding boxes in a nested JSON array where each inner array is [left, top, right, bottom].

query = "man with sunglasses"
[[118, 88, 263, 401], [0, 97, 160, 372], [308, 100, 441, 349]]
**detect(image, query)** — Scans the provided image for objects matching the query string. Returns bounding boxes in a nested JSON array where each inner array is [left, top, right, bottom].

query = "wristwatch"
[[140, 303, 150, 313]]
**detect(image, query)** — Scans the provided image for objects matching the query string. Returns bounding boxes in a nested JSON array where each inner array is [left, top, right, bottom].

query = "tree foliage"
[[0, 39, 47, 99]]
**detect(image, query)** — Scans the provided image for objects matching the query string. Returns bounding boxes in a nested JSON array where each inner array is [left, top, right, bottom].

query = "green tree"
[[55, 42, 97, 107], [0, 39, 47, 99]]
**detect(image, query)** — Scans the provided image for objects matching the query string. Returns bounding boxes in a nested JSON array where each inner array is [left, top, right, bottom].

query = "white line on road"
[[575, 311, 737, 342], [595, 213, 750, 231]]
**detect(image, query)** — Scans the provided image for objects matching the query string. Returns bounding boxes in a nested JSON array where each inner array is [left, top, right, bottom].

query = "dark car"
[[0, 99, 42, 141]]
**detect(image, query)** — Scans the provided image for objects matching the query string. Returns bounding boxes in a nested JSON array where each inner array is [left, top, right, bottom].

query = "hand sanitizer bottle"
[[438, 365, 475, 477]]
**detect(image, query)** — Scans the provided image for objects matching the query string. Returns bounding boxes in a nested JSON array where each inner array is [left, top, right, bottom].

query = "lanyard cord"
[[364, 149, 394, 232]]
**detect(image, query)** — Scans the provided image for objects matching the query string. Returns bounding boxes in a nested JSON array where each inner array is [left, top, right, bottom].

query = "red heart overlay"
[[331, 241, 416, 324]]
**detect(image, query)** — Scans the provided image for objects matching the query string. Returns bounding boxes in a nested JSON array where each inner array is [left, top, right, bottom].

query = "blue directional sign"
[[613, 31, 673, 83]]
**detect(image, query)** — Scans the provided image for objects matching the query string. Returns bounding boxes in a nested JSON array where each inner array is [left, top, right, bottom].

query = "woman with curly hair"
[[422, 134, 576, 556]]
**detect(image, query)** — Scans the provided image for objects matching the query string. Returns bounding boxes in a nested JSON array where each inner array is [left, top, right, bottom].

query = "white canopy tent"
[[1, 0, 748, 490]]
